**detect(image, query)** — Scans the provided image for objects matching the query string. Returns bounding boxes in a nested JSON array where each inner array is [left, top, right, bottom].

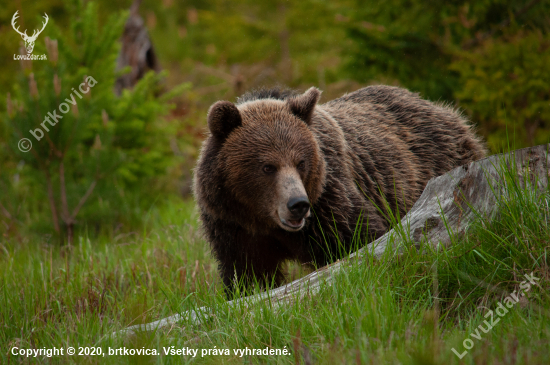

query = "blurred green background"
[[1, 0, 549, 242]]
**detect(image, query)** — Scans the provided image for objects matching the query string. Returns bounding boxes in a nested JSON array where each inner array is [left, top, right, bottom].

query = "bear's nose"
[[287, 196, 310, 218]]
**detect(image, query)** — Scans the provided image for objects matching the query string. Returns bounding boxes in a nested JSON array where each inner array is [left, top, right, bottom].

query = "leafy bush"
[[344, 0, 550, 151], [452, 30, 550, 151]]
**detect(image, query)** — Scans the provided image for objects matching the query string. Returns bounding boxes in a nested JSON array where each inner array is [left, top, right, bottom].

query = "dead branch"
[[0, 202, 13, 221]]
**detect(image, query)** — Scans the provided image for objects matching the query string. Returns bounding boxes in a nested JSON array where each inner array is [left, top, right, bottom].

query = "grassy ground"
[[1, 161, 549, 364]]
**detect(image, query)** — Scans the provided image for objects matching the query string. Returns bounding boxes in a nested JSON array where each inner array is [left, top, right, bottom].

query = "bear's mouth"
[[280, 217, 305, 230]]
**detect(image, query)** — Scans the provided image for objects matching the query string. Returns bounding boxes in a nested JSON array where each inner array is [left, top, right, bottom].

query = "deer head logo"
[[11, 11, 49, 54]]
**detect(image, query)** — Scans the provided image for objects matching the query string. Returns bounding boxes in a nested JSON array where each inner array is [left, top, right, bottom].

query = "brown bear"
[[193, 85, 486, 296]]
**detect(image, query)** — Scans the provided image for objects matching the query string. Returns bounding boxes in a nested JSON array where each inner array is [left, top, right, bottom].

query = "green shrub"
[[452, 30, 550, 151], [343, 0, 550, 151]]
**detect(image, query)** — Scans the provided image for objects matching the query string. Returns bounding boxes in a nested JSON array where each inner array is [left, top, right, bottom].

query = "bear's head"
[[198, 87, 327, 233]]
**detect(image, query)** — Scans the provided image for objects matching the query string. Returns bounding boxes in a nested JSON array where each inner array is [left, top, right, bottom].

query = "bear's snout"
[[276, 168, 310, 232]]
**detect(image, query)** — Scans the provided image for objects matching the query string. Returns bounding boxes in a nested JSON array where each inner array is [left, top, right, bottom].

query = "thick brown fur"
[[193, 85, 486, 296]]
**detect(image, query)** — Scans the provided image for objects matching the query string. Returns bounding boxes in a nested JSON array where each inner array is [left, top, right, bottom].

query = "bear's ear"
[[287, 87, 321, 125], [207, 101, 242, 141]]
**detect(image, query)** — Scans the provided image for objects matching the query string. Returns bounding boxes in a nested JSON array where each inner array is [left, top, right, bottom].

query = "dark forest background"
[[1, 0, 549, 241]]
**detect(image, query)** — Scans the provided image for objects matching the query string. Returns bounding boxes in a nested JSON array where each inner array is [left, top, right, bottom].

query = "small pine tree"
[[3, 0, 189, 242]]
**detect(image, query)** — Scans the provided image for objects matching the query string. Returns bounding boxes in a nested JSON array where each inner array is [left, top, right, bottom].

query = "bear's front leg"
[[200, 212, 290, 297]]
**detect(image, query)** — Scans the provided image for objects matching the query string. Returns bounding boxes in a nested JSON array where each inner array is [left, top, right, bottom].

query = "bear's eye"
[[263, 164, 277, 174], [297, 161, 306, 170]]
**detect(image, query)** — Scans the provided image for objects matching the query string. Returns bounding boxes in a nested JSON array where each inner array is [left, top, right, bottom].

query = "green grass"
[[1, 159, 549, 364]]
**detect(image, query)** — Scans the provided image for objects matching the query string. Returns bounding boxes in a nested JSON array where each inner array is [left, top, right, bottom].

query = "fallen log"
[[114, 144, 550, 337]]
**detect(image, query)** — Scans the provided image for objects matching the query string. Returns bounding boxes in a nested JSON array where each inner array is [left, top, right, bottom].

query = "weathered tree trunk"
[[115, 144, 550, 336], [114, 0, 160, 95]]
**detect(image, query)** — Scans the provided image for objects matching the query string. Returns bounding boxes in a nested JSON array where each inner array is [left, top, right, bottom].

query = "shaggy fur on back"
[[194, 85, 487, 295], [236, 87, 297, 103]]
